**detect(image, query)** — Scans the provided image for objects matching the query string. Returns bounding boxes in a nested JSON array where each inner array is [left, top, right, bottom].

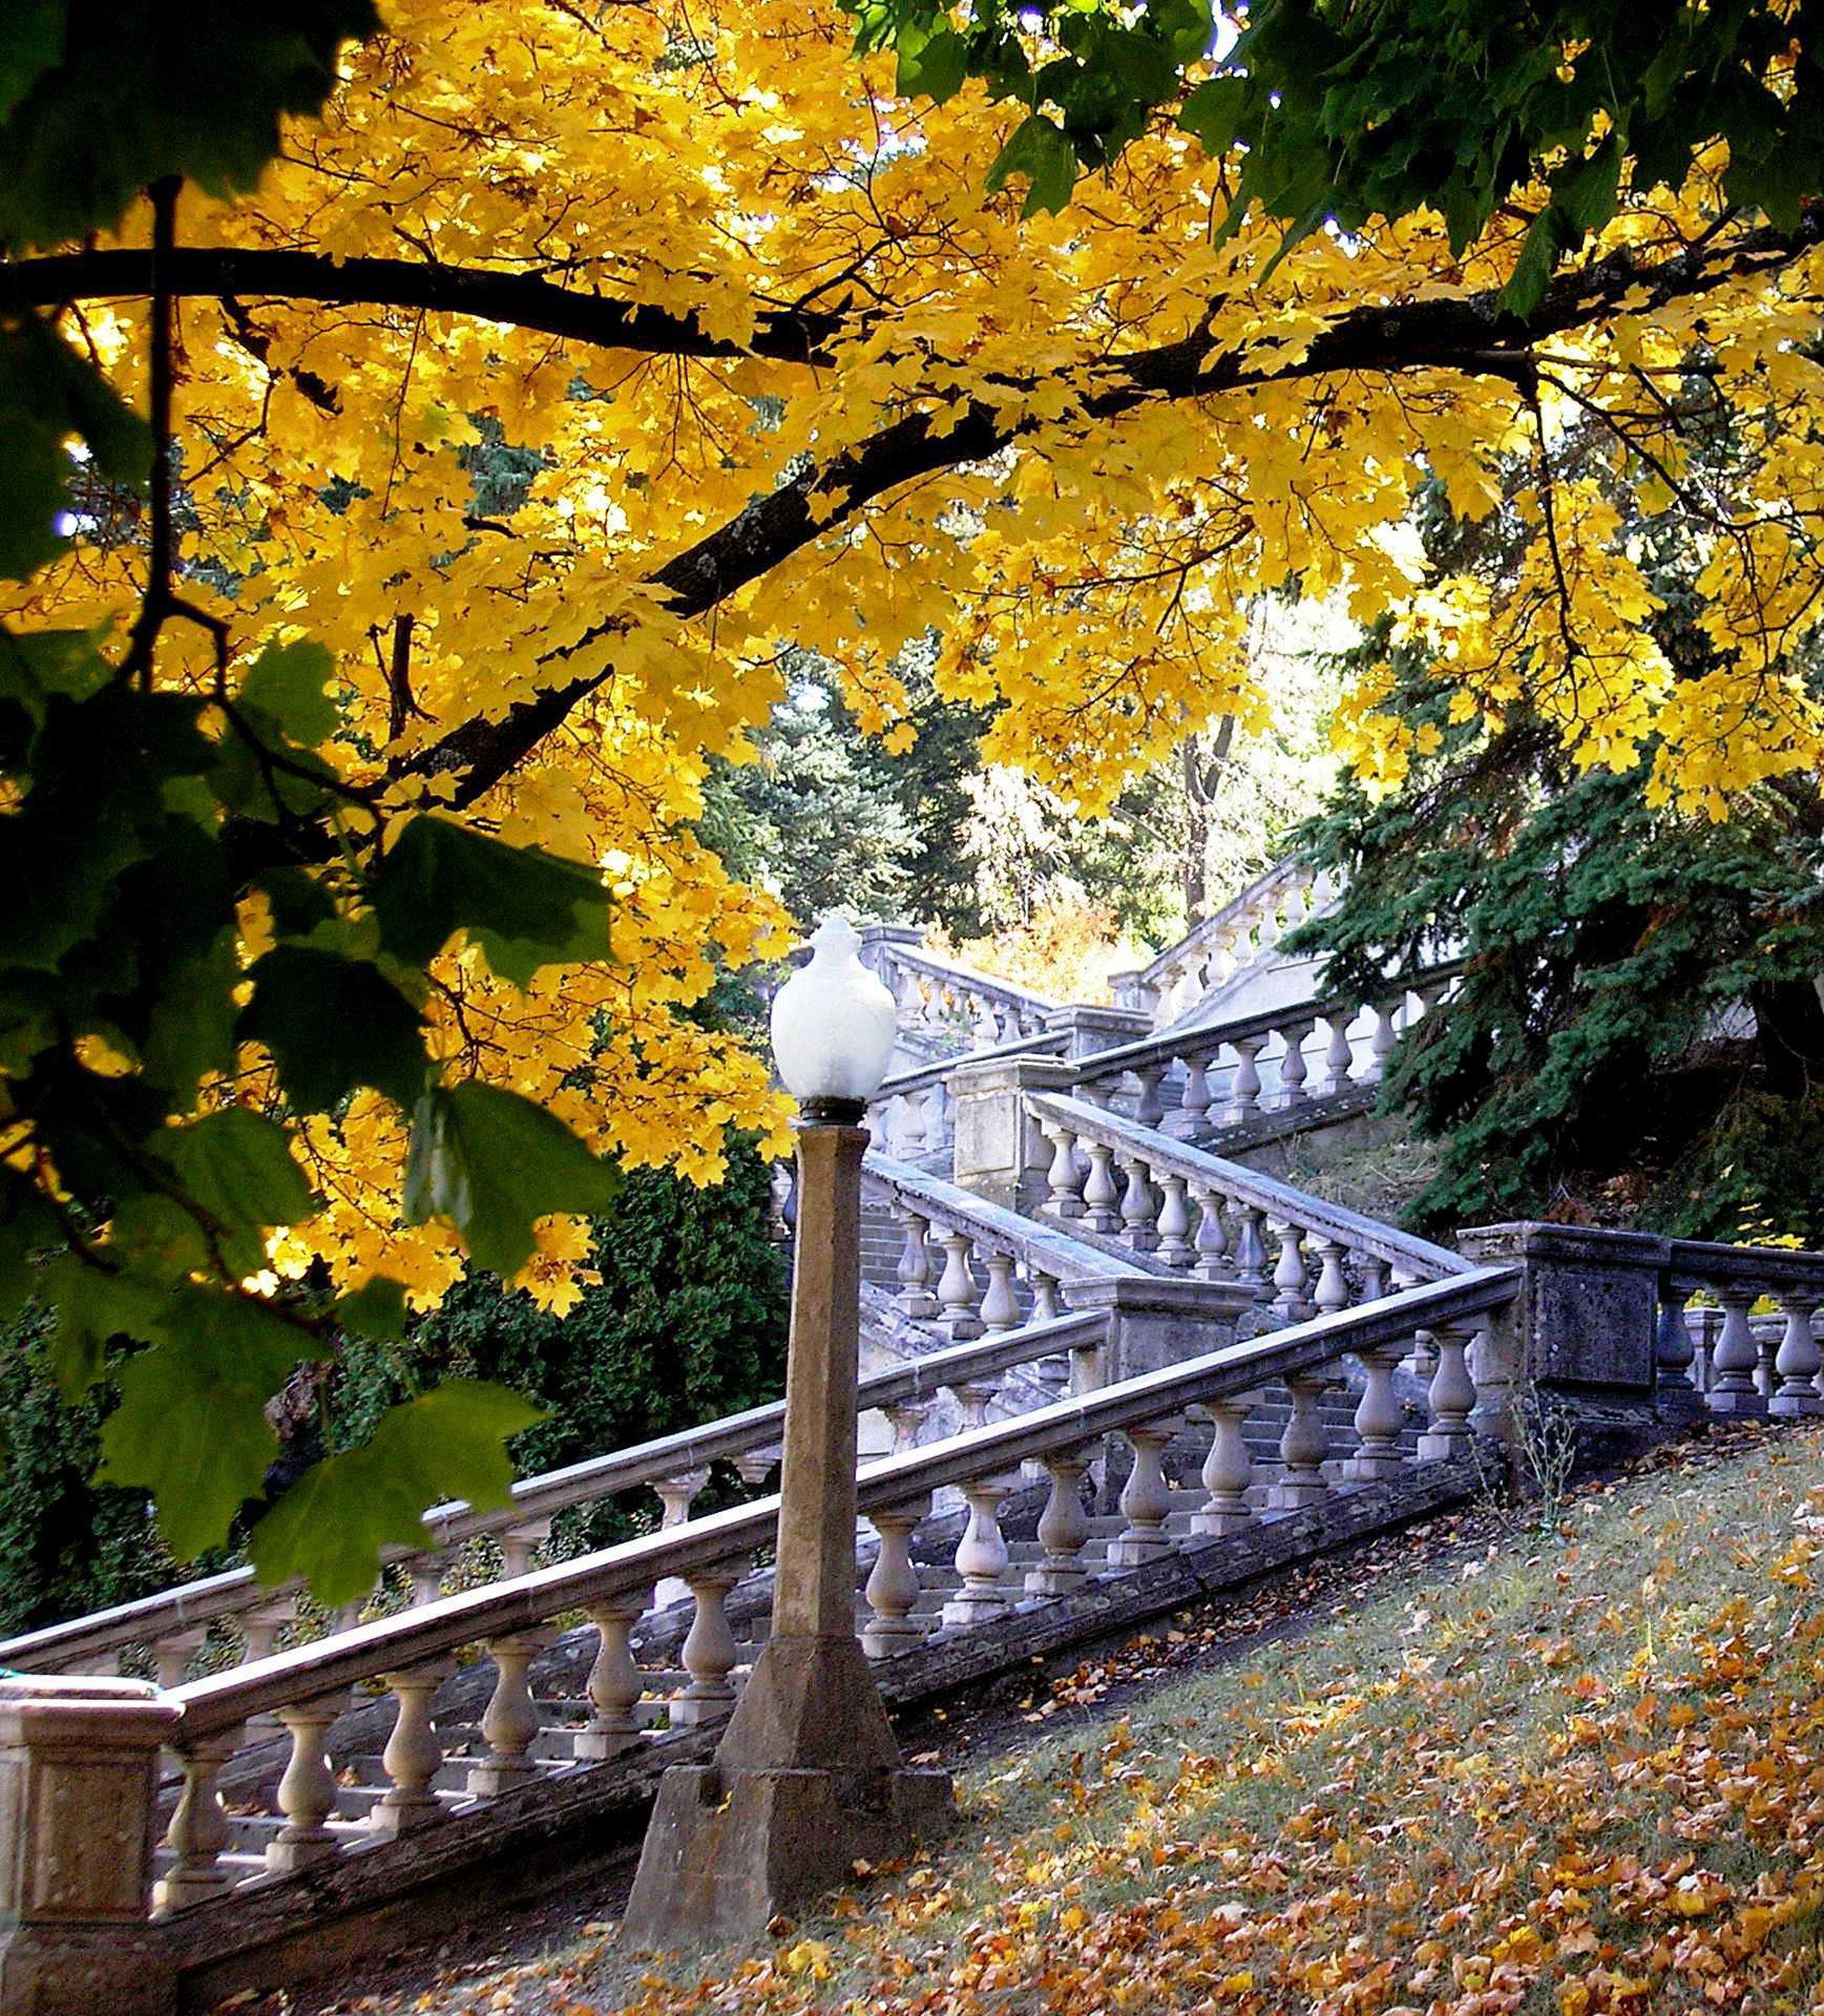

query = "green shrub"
[[0, 1138, 788, 1632]]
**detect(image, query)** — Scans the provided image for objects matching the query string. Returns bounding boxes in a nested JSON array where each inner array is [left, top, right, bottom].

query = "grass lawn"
[[345, 1420, 1824, 2016]]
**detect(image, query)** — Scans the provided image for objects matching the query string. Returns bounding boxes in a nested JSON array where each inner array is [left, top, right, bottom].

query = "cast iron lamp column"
[[623, 917, 952, 1948]]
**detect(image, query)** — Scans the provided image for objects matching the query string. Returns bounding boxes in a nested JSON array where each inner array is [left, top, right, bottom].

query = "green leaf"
[[985, 114, 1079, 218], [247, 1380, 545, 1604], [41, 1254, 171, 1399], [238, 638, 339, 748], [334, 1274, 409, 1343], [1177, 76, 1250, 159], [0, 0, 64, 125], [0, 1172, 59, 1330], [0, 625, 109, 722], [239, 946, 428, 1113], [155, 1106, 315, 1275], [896, 24, 967, 103], [403, 1079, 621, 1278], [370, 815, 610, 987], [96, 1289, 306, 1560], [139, 927, 241, 1100], [0, 315, 150, 580]]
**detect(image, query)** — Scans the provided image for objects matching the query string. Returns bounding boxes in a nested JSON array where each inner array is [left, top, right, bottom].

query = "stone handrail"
[[1113, 859, 1329, 1024], [1027, 1091, 1469, 1303], [134, 1262, 1516, 1915], [1071, 965, 1462, 1119], [1664, 1236, 1824, 1419], [0, 1307, 1101, 1682]]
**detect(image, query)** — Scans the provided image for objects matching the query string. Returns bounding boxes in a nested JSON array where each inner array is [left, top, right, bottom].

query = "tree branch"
[[6, 244, 844, 369]]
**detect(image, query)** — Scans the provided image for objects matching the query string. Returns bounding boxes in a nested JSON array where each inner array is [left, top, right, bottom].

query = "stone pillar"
[[1042, 1004, 1151, 1061], [622, 1114, 952, 1951], [1456, 1223, 1672, 1470], [946, 1055, 1075, 1213], [0, 1676, 182, 2016], [1064, 1275, 1253, 1383]]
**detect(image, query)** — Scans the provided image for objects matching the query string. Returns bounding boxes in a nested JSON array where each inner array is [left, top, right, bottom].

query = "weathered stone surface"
[[1459, 1224, 1669, 1398], [0, 1677, 182, 2016], [623, 1762, 953, 1950]]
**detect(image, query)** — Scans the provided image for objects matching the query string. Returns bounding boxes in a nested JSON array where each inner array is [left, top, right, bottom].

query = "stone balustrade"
[[1025, 1092, 1465, 1332], [0, 1308, 1101, 1691], [859, 930, 1059, 1060], [867, 1028, 1067, 1161], [1111, 861, 1334, 1028], [8, 1264, 1511, 1991], [1664, 1236, 1824, 1420], [1069, 973, 1458, 1139]]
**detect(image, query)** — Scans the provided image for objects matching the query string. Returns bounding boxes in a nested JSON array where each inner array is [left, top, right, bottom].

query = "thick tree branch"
[[420, 212, 1824, 808], [20, 215, 1819, 861], [4, 245, 844, 369]]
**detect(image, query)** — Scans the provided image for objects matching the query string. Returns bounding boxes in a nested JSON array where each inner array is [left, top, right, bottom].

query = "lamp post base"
[[620, 1633, 954, 1950]]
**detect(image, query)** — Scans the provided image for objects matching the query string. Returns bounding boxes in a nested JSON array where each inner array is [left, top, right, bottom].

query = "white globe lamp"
[[770, 914, 896, 1121]]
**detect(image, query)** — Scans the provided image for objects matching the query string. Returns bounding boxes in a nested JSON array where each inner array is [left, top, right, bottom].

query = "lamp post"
[[623, 917, 952, 1949]]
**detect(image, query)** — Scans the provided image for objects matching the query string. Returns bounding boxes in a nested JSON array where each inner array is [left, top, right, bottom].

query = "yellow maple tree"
[[12, 0, 1824, 1317]]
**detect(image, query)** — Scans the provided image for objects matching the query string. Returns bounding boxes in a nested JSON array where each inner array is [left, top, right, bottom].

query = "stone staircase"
[[3, 856, 1820, 2014]]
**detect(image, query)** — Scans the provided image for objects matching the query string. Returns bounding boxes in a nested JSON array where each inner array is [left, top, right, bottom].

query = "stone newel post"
[[623, 920, 951, 1950], [0, 1676, 182, 2016]]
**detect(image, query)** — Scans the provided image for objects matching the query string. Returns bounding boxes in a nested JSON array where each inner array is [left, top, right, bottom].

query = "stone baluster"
[[1191, 1400, 1255, 1535], [1275, 1021, 1311, 1108], [884, 1397, 931, 1454], [1366, 1000, 1401, 1082], [501, 1517, 552, 1581], [1131, 1063, 1169, 1130], [155, 1722, 247, 1910], [1268, 1378, 1332, 1508], [1029, 1268, 1064, 1323], [1170, 1048, 1215, 1137], [1756, 1320, 1778, 1399], [1081, 1139, 1122, 1232], [1043, 1124, 1086, 1218], [466, 1635, 549, 1796], [1322, 1012, 1356, 1095], [1708, 1284, 1764, 1415], [923, 1079, 952, 1150], [733, 1447, 777, 1491], [1267, 1219, 1311, 1326], [1191, 1185, 1231, 1279], [1773, 1293, 1824, 1417], [372, 1659, 456, 1836], [576, 1588, 654, 1761], [1117, 1156, 1159, 1252], [1107, 1425, 1175, 1564], [1232, 1204, 1269, 1292], [896, 1084, 928, 1156], [933, 1230, 986, 1340], [155, 1625, 208, 1693], [1346, 1346, 1407, 1478], [863, 1499, 931, 1656], [1310, 1237, 1351, 1315], [669, 1565, 744, 1728], [653, 1467, 712, 1609], [979, 1249, 1021, 1333], [1655, 1278, 1699, 1407], [1417, 1324, 1477, 1457], [972, 994, 1000, 1047], [1256, 900, 1283, 953], [407, 1552, 449, 1609], [1203, 926, 1235, 989], [1228, 1035, 1265, 1121], [266, 1692, 350, 1870], [239, 1599, 293, 1663], [1357, 1254, 1390, 1305], [894, 1207, 938, 1320], [1069, 1334, 1105, 1395], [1026, 1448, 1093, 1595], [1155, 1173, 1194, 1267], [942, 1479, 1012, 1625], [945, 1376, 996, 1431]]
